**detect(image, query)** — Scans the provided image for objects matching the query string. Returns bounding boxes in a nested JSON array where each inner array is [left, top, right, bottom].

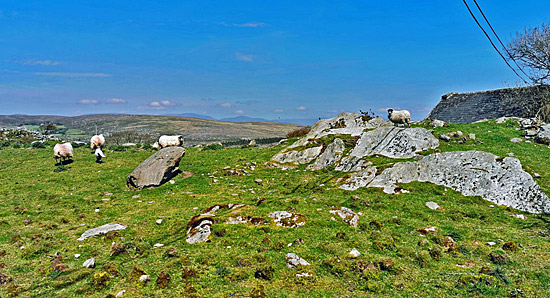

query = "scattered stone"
[[338, 167, 377, 190], [425, 201, 440, 210], [486, 241, 496, 246], [153, 243, 164, 248], [285, 253, 311, 268], [139, 275, 150, 283], [534, 173, 541, 178], [83, 258, 96, 268], [439, 134, 451, 142], [349, 248, 361, 258], [430, 119, 445, 128], [156, 219, 163, 225], [268, 211, 306, 228], [132, 194, 141, 199], [248, 139, 257, 147], [417, 226, 438, 236], [254, 178, 263, 185], [77, 223, 127, 241], [126, 147, 186, 189], [455, 260, 475, 268], [510, 138, 523, 143], [329, 207, 359, 227], [535, 124, 550, 145], [186, 216, 213, 244], [169, 180, 175, 185], [468, 133, 476, 140], [524, 130, 538, 137], [116, 290, 126, 297], [296, 272, 313, 277], [509, 214, 526, 220], [74, 254, 81, 259]]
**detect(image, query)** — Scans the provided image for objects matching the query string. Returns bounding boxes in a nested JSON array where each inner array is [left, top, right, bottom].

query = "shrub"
[[203, 143, 223, 151], [286, 127, 311, 139]]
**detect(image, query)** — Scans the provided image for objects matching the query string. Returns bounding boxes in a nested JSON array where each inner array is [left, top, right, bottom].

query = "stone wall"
[[426, 85, 550, 123]]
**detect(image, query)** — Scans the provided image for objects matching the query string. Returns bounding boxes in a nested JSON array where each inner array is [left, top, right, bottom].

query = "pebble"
[[148, 201, 154, 204], [156, 219, 163, 225], [74, 254, 81, 259], [153, 243, 164, 248], [83, 258, 96, 268], [169, 180, 175, 185], [94, 208, 100, 213], [116, 290, 126, 297], [139, 275, 150, 282], [486, 241, 496, 246], [132, 195, 141, 199], [534, 173, 541, 178], [425, 201, 440, 210], [349, 248, 361, 258]]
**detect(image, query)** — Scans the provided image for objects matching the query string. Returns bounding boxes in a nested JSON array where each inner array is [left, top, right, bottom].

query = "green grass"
[[0, 120, 549, 297]]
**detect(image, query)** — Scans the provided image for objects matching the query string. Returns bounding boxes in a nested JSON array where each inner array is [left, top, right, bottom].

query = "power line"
[[461, 0, 529, 84], [471, 0, 531, 81]]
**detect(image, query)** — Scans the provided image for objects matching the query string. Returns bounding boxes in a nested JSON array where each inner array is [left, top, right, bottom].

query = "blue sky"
[[1, 1, 549, 121]]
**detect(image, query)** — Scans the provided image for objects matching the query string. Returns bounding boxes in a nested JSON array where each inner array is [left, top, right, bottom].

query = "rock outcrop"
[[77, 223, 127, 241], [341, 151, 550, 214], [126, 147, 185, 189]]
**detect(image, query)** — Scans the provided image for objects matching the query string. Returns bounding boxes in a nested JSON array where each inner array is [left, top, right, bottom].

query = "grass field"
[[0, 119, 549, 297]]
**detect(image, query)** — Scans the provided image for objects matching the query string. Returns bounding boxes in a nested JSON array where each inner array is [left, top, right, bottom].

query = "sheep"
[[387, 109, 411, 127], [95, 148, 106, 163], [90, 134, 105, 150], [158, 135, 184, 149], [53, 142, 74, 165]]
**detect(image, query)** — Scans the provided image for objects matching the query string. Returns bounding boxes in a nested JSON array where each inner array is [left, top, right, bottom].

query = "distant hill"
[[0, 114, 307, 144], [165, 113, 217, 121]]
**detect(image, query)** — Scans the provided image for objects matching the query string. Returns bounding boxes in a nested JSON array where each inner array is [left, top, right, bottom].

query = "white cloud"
[[235, 109, 244, 114], [139, 100, 178, 110], [220, 102, 232, 108], [34, 72, 112, 78], [79, 99, 99, 104], [17, 59, 61, 66], [235, 22, 265, 28], [274, 109, 284, 113], [296, 106, 307, 111], [235, 53, 254, 62], [106, 98, 127, 104], [328, 109, 339, 113]]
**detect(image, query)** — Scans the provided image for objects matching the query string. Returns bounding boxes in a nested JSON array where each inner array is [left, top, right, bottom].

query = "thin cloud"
[[79, 99, 99, 104], [235, 22, 265, 28], [160, 100, 176, 106], [235, 109, 244, 115], [106, 98, 127, 104], [235, 53, 254, 62], [274, 109, 284, 113], [297, 106, 307, 111], [220, 102, 232, 108], [10, 59, 61, 66], [34, 72, 112, 78], [138, 100, 178, 110]]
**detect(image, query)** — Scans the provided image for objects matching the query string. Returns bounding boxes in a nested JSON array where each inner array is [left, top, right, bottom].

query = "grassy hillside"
[[0, 119, 549, 297], [0, 114, 306, 144]]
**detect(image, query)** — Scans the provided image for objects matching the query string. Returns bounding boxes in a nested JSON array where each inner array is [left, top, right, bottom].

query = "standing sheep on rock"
[[387, 109, 411, 127], [158, 135, 184, 149], [53, 142, 74, 165]]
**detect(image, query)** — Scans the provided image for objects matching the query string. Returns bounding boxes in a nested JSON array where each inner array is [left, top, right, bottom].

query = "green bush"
[[203, 143, 223, 151]]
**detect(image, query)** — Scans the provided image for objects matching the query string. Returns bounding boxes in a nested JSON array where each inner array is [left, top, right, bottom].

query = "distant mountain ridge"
[[0, 114, 307, 144], [166, 113, 317, 126]]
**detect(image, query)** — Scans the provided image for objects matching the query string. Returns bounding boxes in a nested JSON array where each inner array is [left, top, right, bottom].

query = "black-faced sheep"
[[90, 134, 105, 150], [158, 135, 184, 149], [53, 142, 74, 165], [387, 109, 411, 127]]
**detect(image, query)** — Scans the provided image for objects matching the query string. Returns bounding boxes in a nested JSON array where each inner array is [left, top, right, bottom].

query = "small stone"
[[425, 201, 440, 210], [510, 138, 523, 143], [153, 243, 164, 248], [101, 198, 110, 201], [439, 134, 451, 142], [296, 272, 313, 277], [285, 253, 310, 268], [169, 180, 175, 185], [534, 173, 541, 178], [156, 219, 163, 225], [139, 275, 150, 282], [94, 208, 100, 213], [116, 290, 126, 297], [486, 241, 496, 246], [74, 254, 81, 259], [507, 153, 515, 157], [468, 133, 476, 140], [83, 258, 96, 268], [349, 248, 361, 258], [510, 214, 526, 220], [132, 195, 141, 199]]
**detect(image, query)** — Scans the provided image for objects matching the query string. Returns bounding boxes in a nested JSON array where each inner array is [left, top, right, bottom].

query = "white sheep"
[[158, 135, 184, 149], [90, 134, 105, 150], [53, 142, 74, 165], [387, 109, 411, 127]]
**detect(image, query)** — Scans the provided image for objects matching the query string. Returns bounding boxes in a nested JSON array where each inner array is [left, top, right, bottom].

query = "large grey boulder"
[[307, 138, 345, 170], [350, 127, 439, 159], [127, 147, 185, 189], [355, 151, 550, 214], [77, 223, 127, 241], [271, 146, 322, 164], [535, 124, 550, 145]]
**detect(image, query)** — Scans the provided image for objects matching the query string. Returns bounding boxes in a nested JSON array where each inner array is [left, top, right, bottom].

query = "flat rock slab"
[[350, 127, 439, 159], [127, 147, 185, 189], [269, 211, 306, 228], [78, 223, 126, 241], [286, 253, 310, 268], [362, 151, 550, 214], [329, 207, 359, 227]]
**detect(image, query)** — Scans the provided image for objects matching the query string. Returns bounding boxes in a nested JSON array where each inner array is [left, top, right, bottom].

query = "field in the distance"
[[0, 119, 549, 297]]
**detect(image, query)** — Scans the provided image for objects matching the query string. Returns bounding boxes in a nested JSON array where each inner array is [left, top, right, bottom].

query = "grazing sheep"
[[53, 142, 74, 165], [95, 148, 106, 163], [90, 134, 105, 150], [387, 109, 411, 127], [158, 135, 184, 149]]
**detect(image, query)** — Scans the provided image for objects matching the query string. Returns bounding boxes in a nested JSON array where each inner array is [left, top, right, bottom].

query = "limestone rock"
[[329, 207, 359, 227], [77, 223, 126, 241], [126, 147, 186, 189], [535, 124, 550, 145], [510, 138, 523, 143], [338, 166, 377, 190], [439, 134, 451, 142], [83, 258, 96, 268], [364, 151, 550, 213], [269, 211, 306, 228], [307, 138, 345, 170], [271, 146, 322, 164], [335, 156, 372, 172], [350, 127, 439, 159], [349, 248, 361, 258], [430, 119, 445, 128], [285, 253, 310, 268], [425, 201, 440, 210], [186, 216, 213, 244]]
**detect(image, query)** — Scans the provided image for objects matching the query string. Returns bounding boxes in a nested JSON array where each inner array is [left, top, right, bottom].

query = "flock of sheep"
[[52, 134, 184, 166], [51, 109, 409, 166]]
